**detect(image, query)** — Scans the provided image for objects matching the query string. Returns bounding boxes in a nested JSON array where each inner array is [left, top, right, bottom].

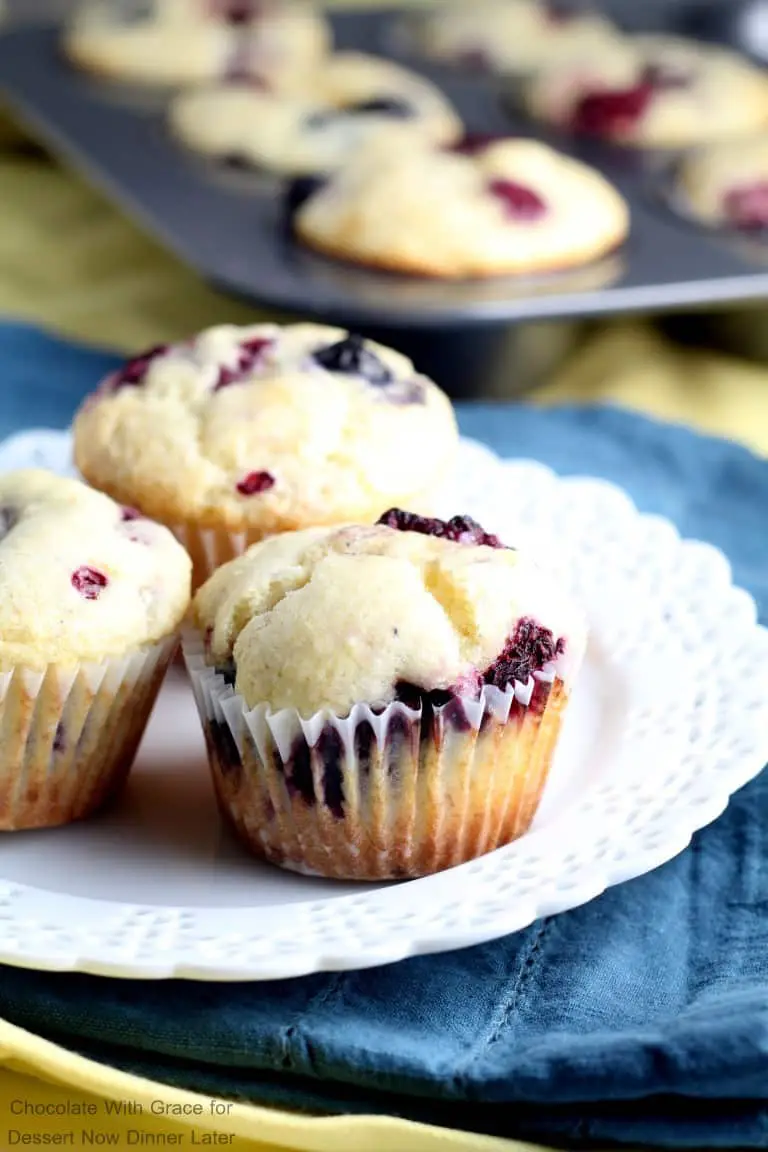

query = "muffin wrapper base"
[[0, 636, 177, 831], [183, 631, 570, 881], [171, 521, 266, 592]]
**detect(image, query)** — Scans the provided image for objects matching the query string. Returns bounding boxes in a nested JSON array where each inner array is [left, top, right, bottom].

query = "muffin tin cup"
[[183, 629, 571, 881], [0, 634, 177, 831]]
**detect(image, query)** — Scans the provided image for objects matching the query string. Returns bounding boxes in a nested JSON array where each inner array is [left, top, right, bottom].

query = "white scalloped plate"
[[0, 429, 767, 981]]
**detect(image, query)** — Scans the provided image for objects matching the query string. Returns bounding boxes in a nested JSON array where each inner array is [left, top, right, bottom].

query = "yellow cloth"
[[0, 1021, 525, 1152], [536, 321, 768, 458], [2, 31, 768, 1146]]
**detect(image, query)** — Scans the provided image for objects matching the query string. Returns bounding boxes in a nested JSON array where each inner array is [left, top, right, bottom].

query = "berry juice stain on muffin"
[[317, 726, 345, 817], [380, 514, 565, 723], [569, 61, 694, 136], [488, 179, 548, 221], [377, 509, 504, 548], [71, 566, 109, 600], [484, 617, 565, 688], [571, 84, 655, 136], [283, 739, 316, 807], [215, 337, 274, 390], [53, 721, 67, 754], [236, 470, 275, 496], [110, 344, 169, 391], [210, 718, 243, 780]]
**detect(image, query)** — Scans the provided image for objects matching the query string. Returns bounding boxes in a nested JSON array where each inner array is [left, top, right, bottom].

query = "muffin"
[[0, 470, 191, 831], [414, 0, 620, 76], [168, 51, 463, 176], [524, 35, 768, 148], [63, 0, 330, 90], [294, 134, 629, 278], [677, 135, 768, 231], [73, 323, 459, 588], [183, 510, 586, 880]]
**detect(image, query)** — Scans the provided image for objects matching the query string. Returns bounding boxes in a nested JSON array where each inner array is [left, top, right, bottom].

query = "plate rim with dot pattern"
[[0, 427, 765, 980]]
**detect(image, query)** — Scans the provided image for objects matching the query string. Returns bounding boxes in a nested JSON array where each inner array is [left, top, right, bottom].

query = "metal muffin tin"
[[0, 2, 766, 394]]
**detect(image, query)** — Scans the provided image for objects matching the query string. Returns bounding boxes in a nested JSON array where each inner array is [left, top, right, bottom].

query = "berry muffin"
[[0, 470, 191, 831], [677, 135, 768, 232], [524, 35, 768, 148], [168, 51, 463, 175], [63, 0, 330, 90], [73, 323, 459, 589], [294, 134, 629, 278], [184, 510, 586, 880], [414, 0, 619, 76]]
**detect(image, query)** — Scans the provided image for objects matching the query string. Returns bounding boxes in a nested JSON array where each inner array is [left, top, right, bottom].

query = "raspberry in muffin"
[[677, 135, 768, 232], [73, 323, 459, 588], [0, 469, 191, 831], [184, 512, 586, 879], [525, 35, 768, 148]]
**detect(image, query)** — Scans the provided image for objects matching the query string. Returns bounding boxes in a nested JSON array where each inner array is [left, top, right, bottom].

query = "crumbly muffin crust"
[[193, 514, 586, 716], [73, 323, 459, 538], [0, 470, 191, 669], [295, 135, 629, 278]]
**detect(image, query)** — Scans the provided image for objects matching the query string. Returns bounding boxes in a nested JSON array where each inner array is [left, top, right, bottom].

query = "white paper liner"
[[0, 635, 177, 831], [170, 520, 265, 591], [182, 629, 572, 881]]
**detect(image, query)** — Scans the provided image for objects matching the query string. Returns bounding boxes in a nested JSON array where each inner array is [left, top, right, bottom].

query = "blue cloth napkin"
[[1, 321, 768, 1149]]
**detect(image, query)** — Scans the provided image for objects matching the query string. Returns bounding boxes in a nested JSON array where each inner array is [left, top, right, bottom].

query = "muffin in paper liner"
[[73, 323, 459, 593], [0, 636, 177, 832], [183, 629, 570, 881]]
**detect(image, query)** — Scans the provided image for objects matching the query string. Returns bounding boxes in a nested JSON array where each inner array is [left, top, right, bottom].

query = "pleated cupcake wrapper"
[[183, 629, 569, 880], [0, 635, 177, 831], [170, 521, 266, 591]]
